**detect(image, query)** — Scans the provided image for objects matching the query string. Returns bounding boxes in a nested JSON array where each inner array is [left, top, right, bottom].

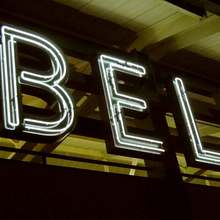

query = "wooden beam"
[[166, 0, 220, 17], [205, 0, 220, 16], [130, 12, 200, 51], [143, 15, 220, 60], [158, 49, 220, 84], [184, 169, 207, 183], [12, 142, 37, 161], [0, 0, 137, 49], [77, 95, 99, 118], [165, 0, 206, 17]]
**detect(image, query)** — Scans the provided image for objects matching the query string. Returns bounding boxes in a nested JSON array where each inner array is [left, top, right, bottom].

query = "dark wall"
[[186, 183, 220, 220], [0, 159, 217, 220]]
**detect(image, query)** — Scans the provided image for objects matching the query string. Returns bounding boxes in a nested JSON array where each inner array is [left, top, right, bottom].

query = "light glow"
[[173, 77, 220, 165], [0, 25, 75, 136], [98, 55, 164, 155]]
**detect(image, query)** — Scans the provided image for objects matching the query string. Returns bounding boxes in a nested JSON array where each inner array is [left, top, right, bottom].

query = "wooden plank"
[[77, 95, 98, 118], [125, 1, 177, 32], [159, 49, 220, 84], [55, 0, 91, 10], [80, 0, 128, 18], [188, 32, 220, 61], [166, 0, 220, 17], [130, 11, 200, 50], [205, 0, 220, 16], [165, 0, 206, 17], [144, 15, 220, 60], [12, 142, 37, 161], [94, 0, 159, 25], [164, 0, 206, 18], [0, 0, 137, 49]]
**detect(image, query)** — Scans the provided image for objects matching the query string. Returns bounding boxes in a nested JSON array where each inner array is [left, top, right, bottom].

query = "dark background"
[[0, 159, 218, 220]]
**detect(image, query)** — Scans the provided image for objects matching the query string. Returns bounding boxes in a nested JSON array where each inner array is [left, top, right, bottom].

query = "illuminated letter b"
[[0, 26, 75, 137]]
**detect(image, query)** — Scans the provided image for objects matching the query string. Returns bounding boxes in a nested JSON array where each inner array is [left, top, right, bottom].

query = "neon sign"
[[173, 78, 220, 166], [0, 24, 219, 167], [98, 55, 164, 155], [0, 25, 75, 137]]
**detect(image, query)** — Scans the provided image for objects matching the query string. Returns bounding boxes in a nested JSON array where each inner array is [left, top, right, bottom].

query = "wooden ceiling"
[[55, 0, 220, 70]]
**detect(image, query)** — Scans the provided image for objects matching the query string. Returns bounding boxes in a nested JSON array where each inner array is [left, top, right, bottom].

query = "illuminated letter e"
[[0, 25, 75, 137], [98, 55, 164, 155]]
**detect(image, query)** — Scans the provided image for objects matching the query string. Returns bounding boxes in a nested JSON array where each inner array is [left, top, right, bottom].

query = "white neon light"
[[98, 55, 164, 154], [173, 77, 220, 165], [0, 25, 75, 136]]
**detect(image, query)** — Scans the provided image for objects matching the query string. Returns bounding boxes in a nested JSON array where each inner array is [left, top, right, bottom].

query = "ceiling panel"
[[124, 2, 177, 31]]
